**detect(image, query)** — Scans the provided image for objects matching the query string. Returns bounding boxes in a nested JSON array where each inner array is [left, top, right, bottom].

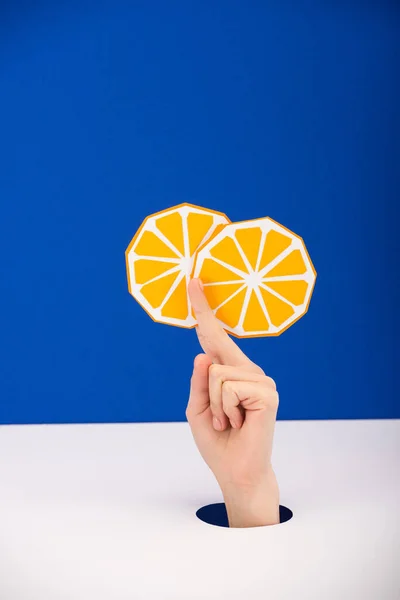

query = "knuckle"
[[209, 363, 228, 382], [208, 363, 221, 378], [263, 375, 277, 390], [209, 393, 221, 411], [222, 398, 235, 418], [209, 398, 219, 410], [263, 391, 279, 411], [222, 380, 235, 395], [193, 354, 206, 369]]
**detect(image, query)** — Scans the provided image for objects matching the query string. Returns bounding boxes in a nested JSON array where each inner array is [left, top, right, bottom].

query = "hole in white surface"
[[196, 502, 293, 528]]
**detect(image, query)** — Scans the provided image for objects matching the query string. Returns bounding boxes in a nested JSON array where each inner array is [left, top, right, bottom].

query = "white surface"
[[0, 420, 399, 600]]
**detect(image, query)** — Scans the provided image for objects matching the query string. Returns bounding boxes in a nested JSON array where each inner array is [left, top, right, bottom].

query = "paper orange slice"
[[192, 217, 316, 337], [125, 203, 230, 328]]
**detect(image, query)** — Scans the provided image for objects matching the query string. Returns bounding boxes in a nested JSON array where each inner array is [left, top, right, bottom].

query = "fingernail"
[[198, 279, 204, 291], [230, 420, 237, 429], [213, 416, 222, 431]]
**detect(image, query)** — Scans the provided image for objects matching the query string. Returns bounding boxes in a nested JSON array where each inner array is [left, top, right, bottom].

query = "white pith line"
[[258, 243, 295, 277], [232, 235, 252, 274], [133, 262, 181, 288], [158, 270, 186, 312], [255, 229, 267, 273], [151, 220, 184, 258], [259, 282, 297, 311], [195, 220, 223, 257], [211, 283, 247, 314], [253, 285, 272, 328], [238, 285, 252, 329], [208, 255, 249, 279]]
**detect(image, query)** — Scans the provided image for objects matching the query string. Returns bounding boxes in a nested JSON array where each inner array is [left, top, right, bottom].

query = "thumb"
[[186, 354, 212, 419]]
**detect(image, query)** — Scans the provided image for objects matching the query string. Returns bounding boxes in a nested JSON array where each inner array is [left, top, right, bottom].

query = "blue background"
[[1, 1, 398, 424]]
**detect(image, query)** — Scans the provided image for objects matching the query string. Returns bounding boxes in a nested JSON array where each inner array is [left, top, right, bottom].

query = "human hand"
[[186, 278, 280, 528]]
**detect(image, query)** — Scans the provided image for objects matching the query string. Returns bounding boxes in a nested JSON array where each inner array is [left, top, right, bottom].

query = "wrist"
[[219, 470, 280, 528]]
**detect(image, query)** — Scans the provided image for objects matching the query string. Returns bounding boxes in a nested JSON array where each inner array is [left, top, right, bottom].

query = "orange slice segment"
[[155, 212, 185, 255], [259, 287, 295, 327], [264, 280, 308, 306], [258, 230, 292, 271], [215, 287, 247, 329], [243, 291, 269, 332], [187, 213, 214, 256], [126, 203, 230, 327], [235, 227, 262, 270], [210, 237, 248, 274], [135, 230, 179, 259], [264, 249, 307, 277], [161, 276, 188, 319], [198, 258, 243, 284], [134, 259, 178, 285], [140, 271, 179, 308], [204, 283, 245, 310]]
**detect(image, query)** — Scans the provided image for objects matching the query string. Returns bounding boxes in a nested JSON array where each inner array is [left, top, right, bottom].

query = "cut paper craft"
[[126, 205, 316, 337], [125, 203, 230, 328], [191, 217, 316, 337]]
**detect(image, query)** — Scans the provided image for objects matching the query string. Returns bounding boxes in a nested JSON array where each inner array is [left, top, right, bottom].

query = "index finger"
[[188, 278, 255, 368]]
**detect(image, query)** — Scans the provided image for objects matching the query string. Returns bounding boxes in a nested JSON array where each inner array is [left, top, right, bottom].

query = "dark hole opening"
[[196, 502, 293, 527]]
